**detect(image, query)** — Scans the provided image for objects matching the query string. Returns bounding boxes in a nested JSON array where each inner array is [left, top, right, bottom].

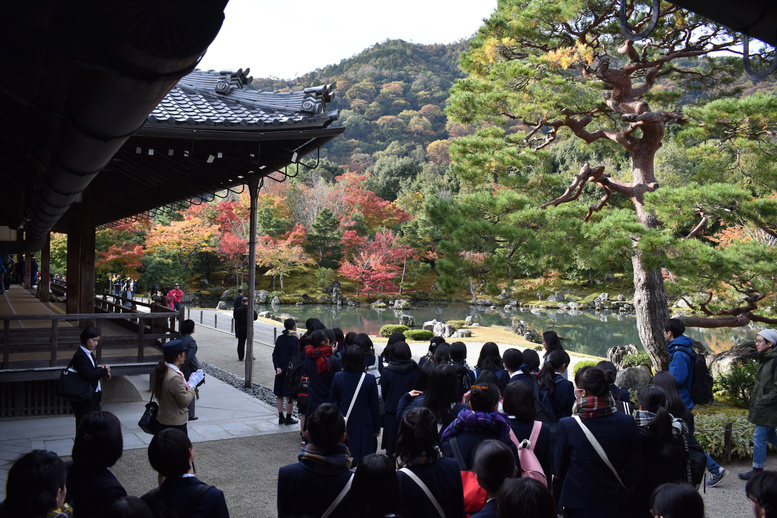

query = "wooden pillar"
[[40, 234, 51, 303], [24, 252, 31, 288], [66, 186, 97, 318], [245, 176, 260, 388]]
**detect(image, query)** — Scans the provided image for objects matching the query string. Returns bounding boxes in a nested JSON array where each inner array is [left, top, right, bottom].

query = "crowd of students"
[[4, 318, 777, 518]]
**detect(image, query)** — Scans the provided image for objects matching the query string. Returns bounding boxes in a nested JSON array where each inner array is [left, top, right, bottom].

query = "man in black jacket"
[[233, 297, 257, 361]]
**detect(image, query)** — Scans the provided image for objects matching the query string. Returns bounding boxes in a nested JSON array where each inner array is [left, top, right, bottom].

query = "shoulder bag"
[[138, 392, 160, 435], [572, 415, 626, 489], [399, 467, 446, 518], [344, 372, 366, 424], [55, 357, 93, 402]]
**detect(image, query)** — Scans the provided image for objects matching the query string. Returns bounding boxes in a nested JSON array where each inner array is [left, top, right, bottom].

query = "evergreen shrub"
[[714, 359, 759, 408], [573, 360, 598, 377], [622, 350, 652, 370], [404, 329, 434, 341], [380, 325, 409, 337], [693, 411, 754, 459], [446, 320, 467, 331]]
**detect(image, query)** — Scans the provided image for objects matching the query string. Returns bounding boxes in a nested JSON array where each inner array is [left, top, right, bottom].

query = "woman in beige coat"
[[154, 339, 196, 435]]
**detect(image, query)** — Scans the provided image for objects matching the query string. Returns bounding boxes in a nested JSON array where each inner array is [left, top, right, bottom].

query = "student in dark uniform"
[[380, 341, 419, 456], [554, 366, 641, 518], [277, 404, 352, 518], [69, 327, 111, 430], [273, 318, 299, 425], [141, 429, 229, 518], [304, 329, 340, 420], [329, 346, 381, 465]]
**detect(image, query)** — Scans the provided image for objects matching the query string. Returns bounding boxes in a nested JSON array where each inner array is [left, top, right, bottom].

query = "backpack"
[[676, 346, 714, 405], [509, 421, 548, 487], [296, 376, 310, 414], [448, 436, 488, 517], [286, 350, 306, 397], [534, 394, 558, 440]]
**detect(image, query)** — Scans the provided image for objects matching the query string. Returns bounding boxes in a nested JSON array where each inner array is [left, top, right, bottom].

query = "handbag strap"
[[681, 433, 693, 485], [321, 473, 354, 518], [345, 373, 366, 421], [448, 436, 467, 471], [399, 468, 446, 518], [572, 416, 626, 489]]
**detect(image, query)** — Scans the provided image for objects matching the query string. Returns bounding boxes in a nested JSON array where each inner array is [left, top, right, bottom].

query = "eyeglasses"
[[756, 338, 766, 344], [748, 494, 760, 505]]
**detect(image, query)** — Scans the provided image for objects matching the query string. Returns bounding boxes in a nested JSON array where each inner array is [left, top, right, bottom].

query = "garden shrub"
[[621, 350, 652, 370], [693, 411, 754, 459], [714, 359, 759, 408], [380, 324, 409, 338], [404, 329, 433, 341], [572, 360, 598, 377]]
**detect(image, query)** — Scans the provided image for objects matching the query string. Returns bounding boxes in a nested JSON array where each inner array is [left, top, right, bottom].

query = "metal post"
[[200, 310, 203, 324], [245, 177, 260, 387], [724, 422, 733, 462], [215, 314, 218, 329]]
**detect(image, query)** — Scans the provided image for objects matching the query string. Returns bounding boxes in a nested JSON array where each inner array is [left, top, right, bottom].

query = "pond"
[[205, 301, 763, 358]]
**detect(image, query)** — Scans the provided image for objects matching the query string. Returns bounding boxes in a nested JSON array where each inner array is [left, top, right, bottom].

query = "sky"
[[197, 0, 498, 80]]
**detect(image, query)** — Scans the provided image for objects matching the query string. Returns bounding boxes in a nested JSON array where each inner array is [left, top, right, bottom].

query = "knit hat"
[[758, 329, 777, 347]]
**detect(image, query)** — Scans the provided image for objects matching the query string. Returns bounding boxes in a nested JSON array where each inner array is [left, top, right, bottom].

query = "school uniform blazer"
[[303, 355, 340, 417], [72, 348, 108, 393], [381, 365, 419, 413], [329, 371, 380, 430], [554, 412, 641, 512], [272, 334, 299, 372], [65, 463, 126, 518], [141, 476, 229, 518], [180, 334, 200, 380], [397, 458, 465, 518], [156, 367, 195, 426], [548, 374, 576, 420], [470, 498, 497, 518], [277, 461, 352, 518], [442, 428, 520, 471], [508, 372, 540, 399]]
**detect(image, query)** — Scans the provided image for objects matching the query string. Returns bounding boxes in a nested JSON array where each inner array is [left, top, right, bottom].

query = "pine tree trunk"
[[631, 253, 670, 371]]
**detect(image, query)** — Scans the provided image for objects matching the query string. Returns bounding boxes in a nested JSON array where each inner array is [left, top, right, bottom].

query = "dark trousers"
[[237, 337, 246, 360], [72, 391, 102, 431]]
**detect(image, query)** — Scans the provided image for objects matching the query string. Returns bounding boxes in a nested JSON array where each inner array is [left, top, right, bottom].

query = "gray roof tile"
[[147, 68, 338, 130]]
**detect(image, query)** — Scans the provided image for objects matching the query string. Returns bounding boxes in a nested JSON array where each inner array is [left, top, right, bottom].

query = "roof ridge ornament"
[[215, 68, 253, 95]]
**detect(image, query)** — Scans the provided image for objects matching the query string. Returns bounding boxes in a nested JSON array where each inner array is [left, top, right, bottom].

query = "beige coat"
[[157, 366, 195, 426]]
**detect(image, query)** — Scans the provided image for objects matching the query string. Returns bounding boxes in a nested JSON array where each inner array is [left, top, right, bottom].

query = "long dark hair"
[[538, 349, 570, 397], [575, 366, 609, 397], [1, 450, 66, 518], [476, 342, 504, 373], [542, 330, 564, 357], [638, 384, 676, 457], [153, 352, 178, 399], [349, 454, 403, 518], [423, 364, 459, 426], [652, 371, 687, 419], [395, 407, 441, 463], [747, 471, 777, 518]]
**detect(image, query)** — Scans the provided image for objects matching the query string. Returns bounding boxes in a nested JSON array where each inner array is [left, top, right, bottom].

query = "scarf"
[[386, 359, 418, 374], [634, 410, 689, 437], [298, 442, 352, 475], [576, 394, 617, 419], [397, 445, 443, 468], [440, 408, 511, 444], [305, 345, 332, 374]]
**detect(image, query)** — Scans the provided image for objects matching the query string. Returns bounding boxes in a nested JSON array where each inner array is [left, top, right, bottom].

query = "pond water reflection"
[[247, 302, 762, 358]]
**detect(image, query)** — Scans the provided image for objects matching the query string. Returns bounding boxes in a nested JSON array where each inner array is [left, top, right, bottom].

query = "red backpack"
[[509, 421, 548, 486], [448, 436, 488, 517]]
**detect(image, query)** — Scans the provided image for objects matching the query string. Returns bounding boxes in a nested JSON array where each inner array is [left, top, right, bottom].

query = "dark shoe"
[[285, 416, 299, 425], [738, 468, 763, 481], [188, 416, 198, 421], [708, 467, 728, 486], [279, 417, 286, 425]]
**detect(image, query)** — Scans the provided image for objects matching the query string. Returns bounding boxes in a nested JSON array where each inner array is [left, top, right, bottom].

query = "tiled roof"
[[148, 68, 338, 129]]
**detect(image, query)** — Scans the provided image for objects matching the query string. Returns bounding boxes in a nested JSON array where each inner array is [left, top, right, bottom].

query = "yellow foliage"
[[544, 42, 594, 68]]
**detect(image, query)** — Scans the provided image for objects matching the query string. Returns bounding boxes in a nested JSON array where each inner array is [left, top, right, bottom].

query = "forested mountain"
[[250, 39, 469, 199]]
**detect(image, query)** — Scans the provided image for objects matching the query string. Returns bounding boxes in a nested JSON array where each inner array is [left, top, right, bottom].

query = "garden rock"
[[594, 293, 609, 306], [455, 329, 472, 338], [616, 366, 652, 393], [473, 299, 493, 306], [607, 344, 640, 369], [568, 302, 580, 310], [617, 294, 625, 301], [465, 316, 473, 325], [604, 273, 616, 282], [372, 300, 387, 309], [496, 289, 511, 300], [346, 298, 357, 306], [271, 296, 280, 306], [258, 311, 272, 319], [256, 290, 270, 303], [710, 339, 758, 378], [394, 299, 411, 309], [220, 289, 231, 300], [399, 315, 415, 327], [216, 301, 228, 310], [433, 322, 455, 338], [316, 295, 329, 304], [423, 319, 439, 331]]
